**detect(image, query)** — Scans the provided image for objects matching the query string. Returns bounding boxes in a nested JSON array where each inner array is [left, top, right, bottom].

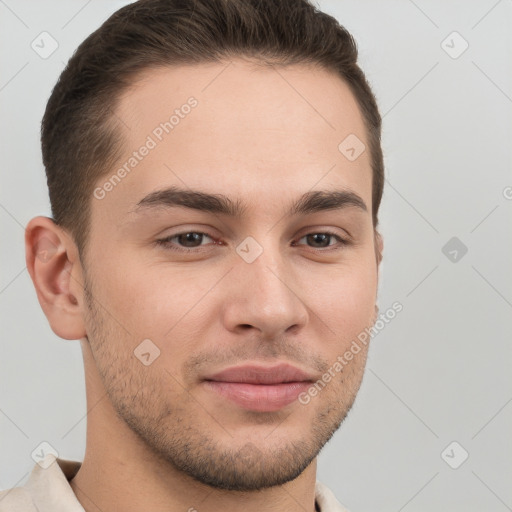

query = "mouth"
[[202, 363, 316, 412]]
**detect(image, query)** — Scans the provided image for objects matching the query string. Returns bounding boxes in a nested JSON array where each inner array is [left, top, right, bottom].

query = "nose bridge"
[[225, 235, 308, 334]]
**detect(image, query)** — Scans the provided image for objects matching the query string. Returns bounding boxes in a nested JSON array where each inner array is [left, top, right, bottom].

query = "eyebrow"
[[133, 185, 368, 218]]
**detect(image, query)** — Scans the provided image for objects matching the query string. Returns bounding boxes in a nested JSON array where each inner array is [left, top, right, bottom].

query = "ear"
[[374, 229, 384, 268], [25, 216, 86, 340]]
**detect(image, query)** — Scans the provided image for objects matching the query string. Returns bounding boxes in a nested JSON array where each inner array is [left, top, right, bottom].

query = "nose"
[[220, 242, 309, 338]]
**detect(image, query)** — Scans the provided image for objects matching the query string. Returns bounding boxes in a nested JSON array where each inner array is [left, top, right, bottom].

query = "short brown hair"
[[42, 0, 384, 254]]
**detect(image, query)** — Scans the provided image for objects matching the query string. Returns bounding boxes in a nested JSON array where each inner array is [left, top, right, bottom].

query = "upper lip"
[[204, 363, 316, 385]]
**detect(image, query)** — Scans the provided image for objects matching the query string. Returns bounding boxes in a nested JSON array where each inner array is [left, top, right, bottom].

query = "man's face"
[[81, 60, 379, 490]]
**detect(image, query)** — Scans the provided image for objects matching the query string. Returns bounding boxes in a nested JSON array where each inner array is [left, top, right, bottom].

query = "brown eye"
[[156, 232, 215, 252], [174, 232, 206, 248], [295, 232, 348, 250]]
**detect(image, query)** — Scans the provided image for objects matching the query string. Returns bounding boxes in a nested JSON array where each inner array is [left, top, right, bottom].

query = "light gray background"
[[1, 1, 511, 510]]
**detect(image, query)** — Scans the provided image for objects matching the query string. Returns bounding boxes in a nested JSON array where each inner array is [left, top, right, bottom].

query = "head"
[[26, 0, 384, 492]]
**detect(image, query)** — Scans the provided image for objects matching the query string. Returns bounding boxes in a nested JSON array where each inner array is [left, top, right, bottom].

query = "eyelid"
[[155, 231, 218, 252], [293, 230, 350, 250], [294, 224, 351, 240], [155, 227, 351, 253]]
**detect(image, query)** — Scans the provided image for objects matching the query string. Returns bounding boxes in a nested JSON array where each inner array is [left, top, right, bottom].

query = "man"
[[1, 0, 384, 510]]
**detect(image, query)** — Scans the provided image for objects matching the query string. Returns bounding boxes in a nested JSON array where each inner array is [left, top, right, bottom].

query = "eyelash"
[[155, 230, 350, 253]]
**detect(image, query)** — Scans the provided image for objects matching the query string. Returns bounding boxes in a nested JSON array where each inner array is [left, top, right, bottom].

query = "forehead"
[[93, 60, 372, 222]]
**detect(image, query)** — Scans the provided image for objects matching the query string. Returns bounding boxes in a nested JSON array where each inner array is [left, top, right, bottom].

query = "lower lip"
[[202, 381, 311, 412]]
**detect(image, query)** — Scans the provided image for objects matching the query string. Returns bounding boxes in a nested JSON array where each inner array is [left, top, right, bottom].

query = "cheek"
[[91, 240, 377, 348], [310, 259, 377, 336], [93, 253, 219, 343]]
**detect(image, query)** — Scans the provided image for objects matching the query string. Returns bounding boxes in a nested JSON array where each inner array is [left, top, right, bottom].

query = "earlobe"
[[25, 216, 86, 340]]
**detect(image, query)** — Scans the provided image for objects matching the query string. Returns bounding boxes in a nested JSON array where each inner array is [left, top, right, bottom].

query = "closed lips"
[[203, 363, 316, 384]]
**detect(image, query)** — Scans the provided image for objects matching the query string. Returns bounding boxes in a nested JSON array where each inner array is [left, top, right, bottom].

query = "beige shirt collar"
[[0, 455, 349, 512]]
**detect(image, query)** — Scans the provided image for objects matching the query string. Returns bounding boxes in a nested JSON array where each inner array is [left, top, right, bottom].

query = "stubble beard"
[[82, 275, 362, 491]]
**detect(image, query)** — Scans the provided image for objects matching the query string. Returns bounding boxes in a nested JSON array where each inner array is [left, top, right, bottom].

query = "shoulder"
[[0, 487, 37, 512]]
